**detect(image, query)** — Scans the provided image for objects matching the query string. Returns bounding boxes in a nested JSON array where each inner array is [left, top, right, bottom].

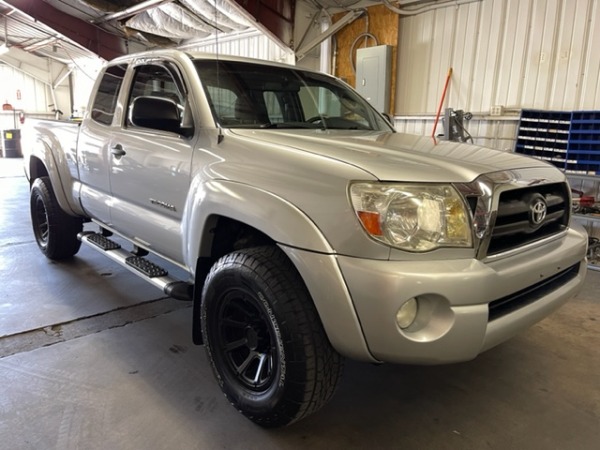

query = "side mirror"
[[130, 96, 191, 136], [382, 112, 394, 127]]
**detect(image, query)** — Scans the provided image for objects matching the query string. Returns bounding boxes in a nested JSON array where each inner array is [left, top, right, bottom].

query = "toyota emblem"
[[529, 197, 547, 227]]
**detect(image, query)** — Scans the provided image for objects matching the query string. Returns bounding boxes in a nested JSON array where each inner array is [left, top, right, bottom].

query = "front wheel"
[[30, 176, 83, 260], [200, 246, 344, 427]]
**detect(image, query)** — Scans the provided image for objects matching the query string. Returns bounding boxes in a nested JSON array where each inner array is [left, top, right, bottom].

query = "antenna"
[[214, 2, 224, 144]]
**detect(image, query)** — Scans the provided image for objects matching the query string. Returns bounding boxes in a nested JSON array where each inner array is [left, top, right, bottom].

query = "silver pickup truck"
[[23, 49, 588, 427]]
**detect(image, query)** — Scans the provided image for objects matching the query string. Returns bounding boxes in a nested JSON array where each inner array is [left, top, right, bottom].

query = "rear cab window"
[[90, 64, 127, 126]]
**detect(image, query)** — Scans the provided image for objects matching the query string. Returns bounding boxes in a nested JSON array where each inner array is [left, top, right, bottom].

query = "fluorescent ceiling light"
[[0, 44, 9, 55]]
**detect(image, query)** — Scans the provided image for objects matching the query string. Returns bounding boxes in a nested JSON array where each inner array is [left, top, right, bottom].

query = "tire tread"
[[201, 245, 344, 427], [30, 177, 82, 260]]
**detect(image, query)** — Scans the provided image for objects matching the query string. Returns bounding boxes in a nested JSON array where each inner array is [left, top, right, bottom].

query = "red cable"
[[432, 67, 453, 138]]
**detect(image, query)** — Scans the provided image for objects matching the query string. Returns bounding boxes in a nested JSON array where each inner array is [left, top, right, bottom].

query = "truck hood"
[[229, 130, 552, 183]]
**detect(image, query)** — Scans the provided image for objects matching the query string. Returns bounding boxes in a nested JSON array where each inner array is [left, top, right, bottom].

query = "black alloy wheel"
[[30, 176, 83, 259], [201, 245, 344, 427], [216, 288, 278, 392]]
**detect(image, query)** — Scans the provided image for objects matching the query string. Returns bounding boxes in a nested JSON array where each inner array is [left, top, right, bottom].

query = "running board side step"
[[78, 232, 192, 301]]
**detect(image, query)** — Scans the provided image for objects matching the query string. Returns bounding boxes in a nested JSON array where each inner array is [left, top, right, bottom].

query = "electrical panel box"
[[355, 45, 392, 114]]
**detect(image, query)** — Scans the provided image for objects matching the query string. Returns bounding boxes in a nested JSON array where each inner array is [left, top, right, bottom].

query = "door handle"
[[111, 144, 126, 157]]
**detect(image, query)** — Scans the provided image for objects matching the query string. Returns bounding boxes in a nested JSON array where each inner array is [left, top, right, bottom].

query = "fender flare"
[[24, 125, 84, 216], [185, 179, 376, 361], [182, 179, 334, 271]]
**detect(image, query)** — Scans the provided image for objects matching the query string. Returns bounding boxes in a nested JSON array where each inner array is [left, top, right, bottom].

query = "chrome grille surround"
[[455, 168, 571, 261]]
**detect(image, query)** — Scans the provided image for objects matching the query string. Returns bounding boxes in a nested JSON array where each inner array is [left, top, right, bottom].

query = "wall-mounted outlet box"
[[490, 105, 504, 116]]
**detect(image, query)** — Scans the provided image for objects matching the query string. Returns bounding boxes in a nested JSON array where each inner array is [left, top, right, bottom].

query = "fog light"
[[396, 298, 418, 329]]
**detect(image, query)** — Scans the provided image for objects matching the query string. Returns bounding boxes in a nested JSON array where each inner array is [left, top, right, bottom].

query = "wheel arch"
[[187, 181, 374, 362], [28, 154, 78, 216], [25, 136, 83, 217], [28, 155, 49, 181], [191, 214, 276, 296], [188, 180, 333, 345], [183, 179, 334, 272]]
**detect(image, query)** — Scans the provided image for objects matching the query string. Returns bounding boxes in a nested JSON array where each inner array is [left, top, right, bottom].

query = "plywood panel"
[[333, 4, 398, 114]]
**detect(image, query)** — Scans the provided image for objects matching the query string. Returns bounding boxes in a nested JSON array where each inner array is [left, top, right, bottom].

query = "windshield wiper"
[[259, 122, 318, 129], [321, 125, 373, 130]]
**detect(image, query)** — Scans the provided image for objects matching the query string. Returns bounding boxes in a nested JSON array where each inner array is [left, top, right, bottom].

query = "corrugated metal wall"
[[2, 29, 290, 131], [0, 65, 51, 111], [0, 64, 52, 130], [185, 30, 295, 64], [394, 0, 600, 149], [396, 115, 519, 151]]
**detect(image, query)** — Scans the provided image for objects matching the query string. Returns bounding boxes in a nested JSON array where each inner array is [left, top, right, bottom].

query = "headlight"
[[350, 182, 472, 251]]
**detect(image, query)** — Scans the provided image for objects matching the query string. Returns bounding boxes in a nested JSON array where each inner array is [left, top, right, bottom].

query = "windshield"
[[193, 59, 394, 132]]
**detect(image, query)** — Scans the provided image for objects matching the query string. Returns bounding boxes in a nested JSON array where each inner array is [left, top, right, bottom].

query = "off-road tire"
[[201, 245, 344, 427], [30, 176, 82, 259]]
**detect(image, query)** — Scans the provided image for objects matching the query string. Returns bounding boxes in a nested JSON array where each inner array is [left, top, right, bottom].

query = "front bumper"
[[336, 225, 588, 364]]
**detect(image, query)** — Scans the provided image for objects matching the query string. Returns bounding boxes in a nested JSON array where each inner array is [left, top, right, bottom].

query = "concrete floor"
[[1, 157, 599, 449]]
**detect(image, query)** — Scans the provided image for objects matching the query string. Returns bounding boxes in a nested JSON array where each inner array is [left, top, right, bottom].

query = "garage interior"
[[1, 0, 599, 448]]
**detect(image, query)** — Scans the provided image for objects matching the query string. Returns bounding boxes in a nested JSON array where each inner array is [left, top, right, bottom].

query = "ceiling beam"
[[0, 46, 55, 84], [233, 0, 294, 48], [92, 0, 174, 24], [295, 9, 364, 61], [3, 0, 128, 60]]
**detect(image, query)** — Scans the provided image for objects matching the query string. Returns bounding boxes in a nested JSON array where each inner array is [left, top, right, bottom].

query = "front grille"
[[488, 262, 580, 321], [487, 182, 570, 256]]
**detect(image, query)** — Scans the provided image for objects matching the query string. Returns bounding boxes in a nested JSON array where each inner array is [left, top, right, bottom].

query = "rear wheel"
[[30, 176, 82, 260], [201, 245, 344, 427]]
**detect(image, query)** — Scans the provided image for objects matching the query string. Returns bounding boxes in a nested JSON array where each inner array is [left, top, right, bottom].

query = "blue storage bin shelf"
[[515, 109, 600, 175]]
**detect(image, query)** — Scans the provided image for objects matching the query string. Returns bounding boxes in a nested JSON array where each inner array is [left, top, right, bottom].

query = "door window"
[[129, 65, 183, 104], [127, 64, 186, 129]]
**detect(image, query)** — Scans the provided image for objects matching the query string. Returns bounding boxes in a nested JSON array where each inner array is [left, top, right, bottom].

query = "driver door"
[[108, 62, 194, 264]]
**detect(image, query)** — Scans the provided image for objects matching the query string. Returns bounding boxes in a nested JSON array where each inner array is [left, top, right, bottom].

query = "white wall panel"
[[395, 0, 600, 115], [185, 30, 294, 64], [393, 115, 518, 151], [71, 61, 103, 117], [581, 1, 600, 109], [0, 65, 50, 113], [1, 64, 53, 131]]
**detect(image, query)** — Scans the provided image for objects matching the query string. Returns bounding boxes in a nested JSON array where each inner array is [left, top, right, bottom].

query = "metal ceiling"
[[0, 0, 459, 66], [0, 0, 265, 62], [0, 1, 106, 64]]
